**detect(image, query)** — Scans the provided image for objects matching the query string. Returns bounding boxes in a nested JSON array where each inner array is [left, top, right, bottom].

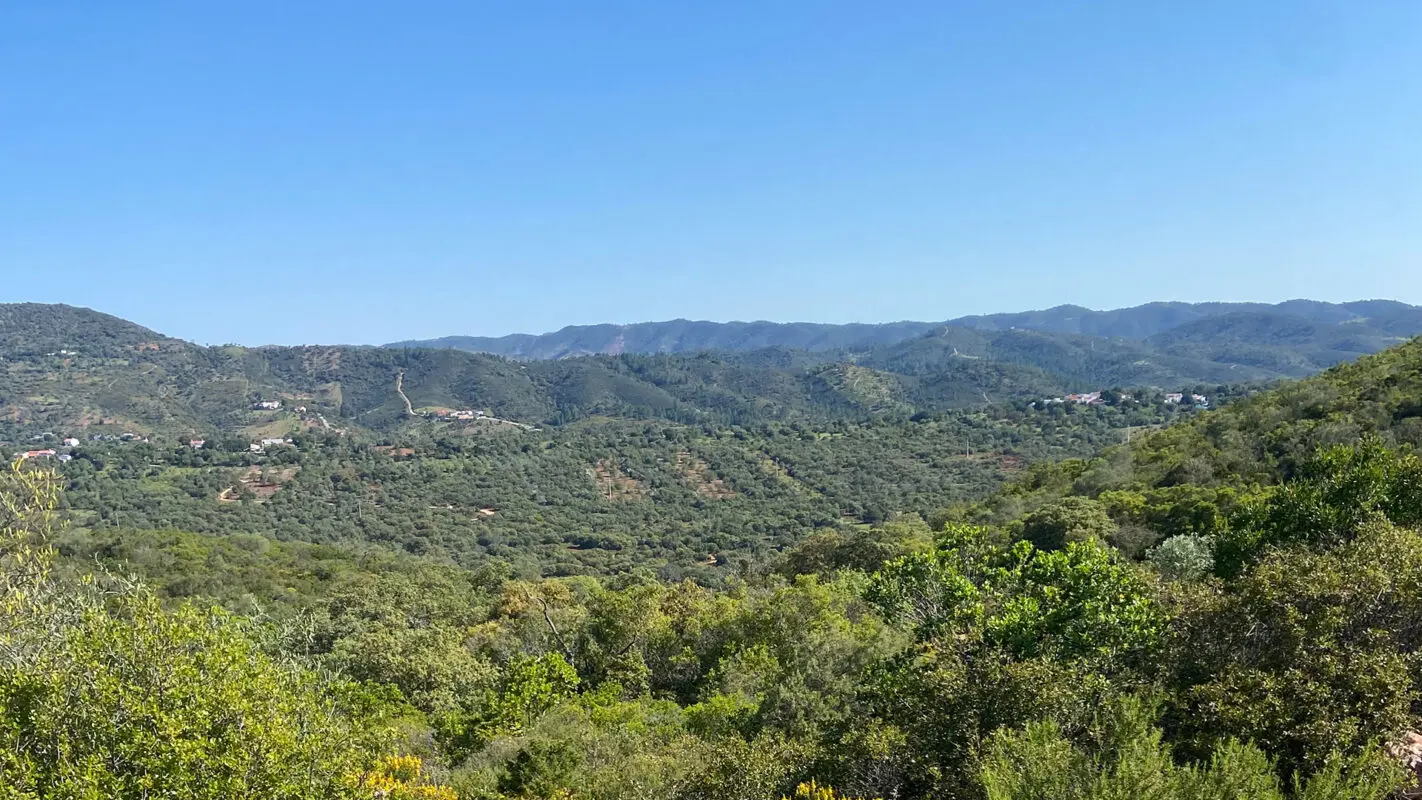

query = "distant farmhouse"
[[1165, 393, 1210, 408], [250, 437, 293, 453], [430, 409, 485, 421]]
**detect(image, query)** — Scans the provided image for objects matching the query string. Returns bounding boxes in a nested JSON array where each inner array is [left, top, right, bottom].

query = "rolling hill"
[[961, 332, 1422, 531], [2, 301, 1418, 445]]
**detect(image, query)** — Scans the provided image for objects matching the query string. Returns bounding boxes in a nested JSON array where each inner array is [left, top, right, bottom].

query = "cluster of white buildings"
[[1039, 391, 1109, 406], [13, 430, 299, 460], [249, 438, 293, 453], [430, 409, 485, 421], [190, 438, 297, 453], [1165, 393, 1210, 408], [1036, 390, 1211, 409]]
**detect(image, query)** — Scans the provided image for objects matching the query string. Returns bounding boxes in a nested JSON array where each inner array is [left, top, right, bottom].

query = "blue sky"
[[2, 1, 1418, 345]]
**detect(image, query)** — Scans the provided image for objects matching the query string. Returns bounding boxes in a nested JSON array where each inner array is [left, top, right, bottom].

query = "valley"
[[8, 300, 1422, 798], [2, 300, 1268, 576], [12, 7, 1421, 795]]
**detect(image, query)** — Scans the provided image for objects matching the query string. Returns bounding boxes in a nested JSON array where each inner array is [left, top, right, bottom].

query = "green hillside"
[[55, 402, 1174, 577], [0, 304, 1148, 441], [20, 329, 1422, 800], [961, 335, 1422, 541], [7, 301, 1404, 447]]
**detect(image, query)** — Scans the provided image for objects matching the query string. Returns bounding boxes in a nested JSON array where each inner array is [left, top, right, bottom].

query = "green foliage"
[[980, 696, 1405, 800], [869, 528, 1164, 664], [1017, 496, 1118, 551], [1169, 520, 1422, 780], [0, 460, 437, 800], [496, 740, 581, 797], [2, 595, 383, 799], [862, 528, 1165, 794], [54, 408, 1153, 577], [1147, 534, 1214, 581], [10, 307, 1422, 799], [1216, 437, 1422, 575]]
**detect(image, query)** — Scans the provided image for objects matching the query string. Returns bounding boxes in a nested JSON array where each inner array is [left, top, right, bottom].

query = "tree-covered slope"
[[55, 397, 1182, 578], [963, 334, 1422, 529], [1144, 311, 1414, 376], [5, 301, 1419, 447], [861, 325, 1277, 387], [0, 304, 1117, 440], [31, 394, 1422, 800], [0, 302, 181, 357]]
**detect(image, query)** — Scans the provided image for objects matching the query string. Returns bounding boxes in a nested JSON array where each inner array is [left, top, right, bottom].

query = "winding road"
[[395, 370, 414, 416]]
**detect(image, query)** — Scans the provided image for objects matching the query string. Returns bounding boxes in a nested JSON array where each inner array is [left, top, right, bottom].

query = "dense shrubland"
[[53, 401, 1184, 577], [12, 427, 1422, 798], [9, 317, 1422, 798]]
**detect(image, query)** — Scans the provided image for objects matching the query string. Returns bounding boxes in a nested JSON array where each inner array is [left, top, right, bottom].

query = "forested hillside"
[[52, 401, 1184, 578], [3, 301, 1405, 447], [11, 330, 1422, 798], [0, 303, 1225, 442], [962, 335, 1422, 532]]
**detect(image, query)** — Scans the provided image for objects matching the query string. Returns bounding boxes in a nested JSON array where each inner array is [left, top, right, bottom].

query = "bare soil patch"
[[590, 459, 647, 501], [674, 451, 736, 499], [219, 466, 299, 503]]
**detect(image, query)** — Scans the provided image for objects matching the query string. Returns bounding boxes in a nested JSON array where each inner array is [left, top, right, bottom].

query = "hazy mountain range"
[[388, 299, 1422, 360], [2, 299, 1420, 440]]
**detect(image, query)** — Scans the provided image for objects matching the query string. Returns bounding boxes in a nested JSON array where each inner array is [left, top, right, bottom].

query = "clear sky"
[[2, 1, 1419, 345]]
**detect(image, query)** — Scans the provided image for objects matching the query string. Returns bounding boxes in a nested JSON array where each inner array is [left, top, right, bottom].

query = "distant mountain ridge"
[[3, 300, 1421, 441], [388, 300, 1422, 359], [388, 319, 945, 360]]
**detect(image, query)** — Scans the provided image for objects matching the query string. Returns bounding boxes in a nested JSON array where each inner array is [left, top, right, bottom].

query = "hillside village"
[[8, 397, 310, 460], [12, 432, 299, 461], [1037, 389, 1210, 409]]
